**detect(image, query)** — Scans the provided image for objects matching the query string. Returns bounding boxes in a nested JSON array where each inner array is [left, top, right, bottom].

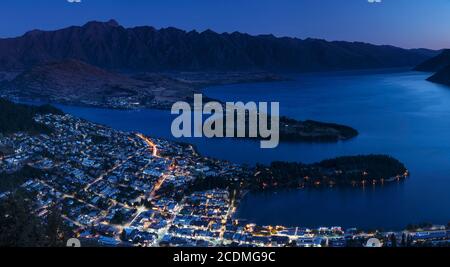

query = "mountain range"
[[0, 19, 442, 144], [0, 19, 443, 109], [0, 19, 438, 72]]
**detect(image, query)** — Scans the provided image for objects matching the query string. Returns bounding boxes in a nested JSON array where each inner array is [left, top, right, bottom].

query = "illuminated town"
[[0, 113, 448, 247]]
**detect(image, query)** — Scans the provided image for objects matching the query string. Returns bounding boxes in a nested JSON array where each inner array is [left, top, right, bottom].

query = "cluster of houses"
[[0, 113, 449, 247]]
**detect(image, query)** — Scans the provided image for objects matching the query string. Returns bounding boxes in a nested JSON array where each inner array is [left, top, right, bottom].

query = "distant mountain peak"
[[106, 19, 120, 27], [201, 29, 216, 35]]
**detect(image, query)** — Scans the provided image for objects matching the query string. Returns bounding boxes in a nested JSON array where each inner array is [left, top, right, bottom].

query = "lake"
[[54, 69, 450, 230]]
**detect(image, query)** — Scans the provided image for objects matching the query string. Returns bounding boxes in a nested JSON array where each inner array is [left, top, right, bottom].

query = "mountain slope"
[[414, 50, 450, 87], [427, 65, 450, 86], [0, 20, 437, 72], [2, 59, 195, 108], [414, 49, 450, 72], [0, 98, 62, 135]]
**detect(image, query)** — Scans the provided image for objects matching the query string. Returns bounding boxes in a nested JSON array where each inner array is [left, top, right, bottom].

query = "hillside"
[[0, 20, 437, 72], [2, 59, 196, 109], [414, 49, 450, 72], [426, 65, 450, 86], [279, 118, 358, 142], [252, 155, 408, 189], [415, 49, 450, 86], [0, 98, 62, 135]]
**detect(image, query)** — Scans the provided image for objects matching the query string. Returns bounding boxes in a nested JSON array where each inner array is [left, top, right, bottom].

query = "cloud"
[[67, 0, 82, 3]]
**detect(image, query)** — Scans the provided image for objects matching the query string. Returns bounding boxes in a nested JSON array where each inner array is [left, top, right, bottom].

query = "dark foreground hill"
[[0, 19, 437, 72], [0, 98, 62, 135]]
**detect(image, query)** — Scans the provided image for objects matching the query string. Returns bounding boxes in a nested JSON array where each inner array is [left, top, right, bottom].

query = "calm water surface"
[[54, 70, 450, 230]]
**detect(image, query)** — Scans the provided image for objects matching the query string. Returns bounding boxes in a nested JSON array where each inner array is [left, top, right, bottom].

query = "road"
[[136, 133, 160, 158]]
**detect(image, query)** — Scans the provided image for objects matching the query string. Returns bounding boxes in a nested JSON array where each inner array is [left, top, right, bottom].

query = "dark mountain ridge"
[[0, 19, 437, 72]]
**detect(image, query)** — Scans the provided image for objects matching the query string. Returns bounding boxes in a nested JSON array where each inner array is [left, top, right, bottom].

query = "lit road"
[[83, 151, 142, 192], [136, 133, 160, 158], [136, 133, 173, 198]]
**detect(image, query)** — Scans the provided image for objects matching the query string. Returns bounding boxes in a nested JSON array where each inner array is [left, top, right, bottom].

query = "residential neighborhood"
[[0, 114, 449, 247]]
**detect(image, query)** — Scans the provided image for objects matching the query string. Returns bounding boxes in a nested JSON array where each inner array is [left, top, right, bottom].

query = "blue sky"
[[1, 0, 449, 49]]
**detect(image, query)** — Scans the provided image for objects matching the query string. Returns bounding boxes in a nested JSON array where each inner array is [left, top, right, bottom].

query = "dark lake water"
[[52, 69, 450, 230]]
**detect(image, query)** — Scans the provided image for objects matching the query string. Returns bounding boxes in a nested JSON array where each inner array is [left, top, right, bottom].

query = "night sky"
[[1, 0, 449, 49]]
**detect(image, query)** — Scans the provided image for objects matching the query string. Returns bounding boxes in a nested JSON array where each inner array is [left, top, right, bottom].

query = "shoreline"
[[1, 99, 444, 242]]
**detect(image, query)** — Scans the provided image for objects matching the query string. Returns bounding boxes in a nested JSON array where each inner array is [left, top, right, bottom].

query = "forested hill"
[[252, 155, 408, 189], [0, 98, 63, 134]]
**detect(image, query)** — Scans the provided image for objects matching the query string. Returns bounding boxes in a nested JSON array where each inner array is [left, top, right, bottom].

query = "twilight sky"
[[1, 0, 449, 49]]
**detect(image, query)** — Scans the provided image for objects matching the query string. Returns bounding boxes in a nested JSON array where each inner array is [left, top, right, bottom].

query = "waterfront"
[[53, 70, 450, 230]]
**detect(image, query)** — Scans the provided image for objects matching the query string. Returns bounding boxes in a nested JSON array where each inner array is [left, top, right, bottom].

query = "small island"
[[279, 117, 358, 142], [206, 113, 358, 144]]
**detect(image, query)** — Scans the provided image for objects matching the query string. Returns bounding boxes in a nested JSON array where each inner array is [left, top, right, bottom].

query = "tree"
[[401, 233, 406, 247], [120, 230, 128, 241], [111, 211, 126, 225], [0, 192, 44, 246], [406, 235, 413, 247], [0, 98, 62, 135], [46, 205, 69, 247]]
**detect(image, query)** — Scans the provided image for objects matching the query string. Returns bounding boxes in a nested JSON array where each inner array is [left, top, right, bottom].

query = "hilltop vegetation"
[[279, 117, 358, 142], [188, 155, 408, 192], [0, 191, 68, 247], [0, 98, 63, 135], [0, 166, 45, 193], [253, 155, 408, 189]]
